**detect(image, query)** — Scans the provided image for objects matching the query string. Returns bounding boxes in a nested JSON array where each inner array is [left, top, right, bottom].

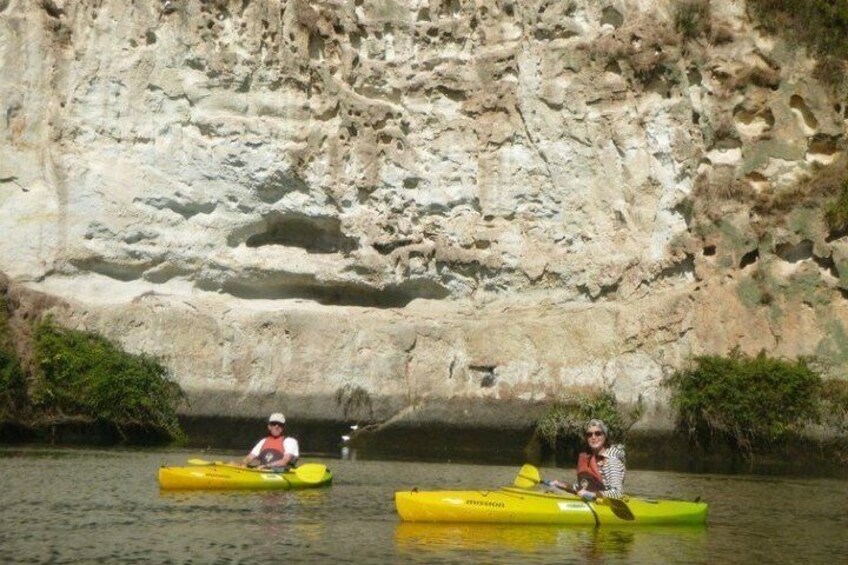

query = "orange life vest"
[[576, 452, 605, 492], [258, 435, 287, 465]]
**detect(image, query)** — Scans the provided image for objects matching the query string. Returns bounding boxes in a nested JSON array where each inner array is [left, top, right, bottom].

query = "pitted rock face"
[[1, 1, 846, 427]]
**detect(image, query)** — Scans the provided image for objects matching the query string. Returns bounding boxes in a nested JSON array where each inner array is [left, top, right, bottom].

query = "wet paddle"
[[512, 463, 635, 522], [186, 459, 327, 483]]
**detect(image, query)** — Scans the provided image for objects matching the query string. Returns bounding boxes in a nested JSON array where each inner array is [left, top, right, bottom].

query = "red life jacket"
[[576, 452, 605, 492], [257, 435, 287, 465]]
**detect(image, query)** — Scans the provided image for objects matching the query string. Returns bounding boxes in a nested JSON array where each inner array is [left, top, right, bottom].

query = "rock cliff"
[[2, 0, 847, 429]]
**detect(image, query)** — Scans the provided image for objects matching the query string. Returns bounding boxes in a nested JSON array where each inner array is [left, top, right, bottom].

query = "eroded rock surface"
[[2, 0, 847, 429]]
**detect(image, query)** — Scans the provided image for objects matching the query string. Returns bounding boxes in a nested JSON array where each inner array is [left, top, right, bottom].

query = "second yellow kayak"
[[158, 461, 332, 490], [395, 487, 708, 526]]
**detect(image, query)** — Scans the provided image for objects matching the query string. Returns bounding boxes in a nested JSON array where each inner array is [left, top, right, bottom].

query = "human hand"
[[547, 480, 571, 491], [577, 489, 597, 501]]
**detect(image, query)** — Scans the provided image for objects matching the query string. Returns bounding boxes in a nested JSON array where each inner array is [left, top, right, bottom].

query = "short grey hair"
[[585, 419, 609, 436]]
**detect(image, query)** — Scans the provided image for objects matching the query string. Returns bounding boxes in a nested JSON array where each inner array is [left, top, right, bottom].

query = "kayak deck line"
[[499, 486, 689, 506], [186, 461, 298, 475]]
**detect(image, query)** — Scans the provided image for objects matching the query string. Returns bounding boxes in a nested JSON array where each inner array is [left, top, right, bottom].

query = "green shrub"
[[667, 351, 822, 453], [824, 180, 848, 232], [0, 347, 27, 420], [33, 319, 185, 440], [535, 390, 642, 449], [0, 298, 27, 420], [821, 379, 848, 434]]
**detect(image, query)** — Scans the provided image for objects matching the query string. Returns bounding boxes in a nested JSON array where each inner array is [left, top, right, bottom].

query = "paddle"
[[186, 459, 327, 483], [513, 463, 542, 489], [512, 463, 635, 522], [288, 463, 328, 484]]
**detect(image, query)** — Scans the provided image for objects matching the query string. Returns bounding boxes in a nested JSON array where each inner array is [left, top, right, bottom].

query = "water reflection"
[[396, 522, 588, 552], [2, 448, 845, 564], [395, 522, 707, 562], [153, 488, 333, 556], [158, 487, 331, 509]]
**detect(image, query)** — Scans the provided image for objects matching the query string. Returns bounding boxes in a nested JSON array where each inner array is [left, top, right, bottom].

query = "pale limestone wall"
[[1, 0, 847, 429]]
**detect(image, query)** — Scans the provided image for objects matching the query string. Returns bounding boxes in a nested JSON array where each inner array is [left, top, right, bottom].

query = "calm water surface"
[[1, 447, 846, 564]]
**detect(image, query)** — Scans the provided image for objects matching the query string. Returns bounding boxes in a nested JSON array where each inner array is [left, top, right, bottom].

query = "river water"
[[1, 446, 846, 564]]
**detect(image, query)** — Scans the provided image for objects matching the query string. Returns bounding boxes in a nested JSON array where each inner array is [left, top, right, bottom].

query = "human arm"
[[597, 456, 626, 499], [548, 480, 577, 492], [243, 439, 265, 467]]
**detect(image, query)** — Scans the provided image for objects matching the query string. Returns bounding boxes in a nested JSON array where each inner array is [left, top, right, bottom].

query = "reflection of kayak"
[[395, 488, 708, 526], [158, 461, 332, 490], [395, 521, 706, 554], [395, 521, 708, 561], [395, 522, 568, 551]]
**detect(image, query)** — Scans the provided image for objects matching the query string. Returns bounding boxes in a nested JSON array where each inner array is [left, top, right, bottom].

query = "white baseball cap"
[[268, 413, 286, 424]]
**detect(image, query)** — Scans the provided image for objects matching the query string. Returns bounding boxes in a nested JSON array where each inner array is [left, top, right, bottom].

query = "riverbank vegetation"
[[667, 351, 848, 455], [534, 390, 643, 458], [0, 300, 26, 423], [0, 303, 185, 443], [821, 378, 848, 435]]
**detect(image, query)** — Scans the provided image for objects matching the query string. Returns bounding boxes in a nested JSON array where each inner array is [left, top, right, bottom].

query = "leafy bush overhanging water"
[[0, 313, 185, 443], [666, 351, 823, 453]]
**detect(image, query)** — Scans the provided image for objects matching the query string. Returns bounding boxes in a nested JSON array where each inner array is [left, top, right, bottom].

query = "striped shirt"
[[597, 444, 626, 499]]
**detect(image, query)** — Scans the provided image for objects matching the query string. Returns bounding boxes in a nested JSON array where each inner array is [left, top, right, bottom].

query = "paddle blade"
[[605, 497, 635, 521], [293, 463, 328, 484], [513, 463, 541, 488]]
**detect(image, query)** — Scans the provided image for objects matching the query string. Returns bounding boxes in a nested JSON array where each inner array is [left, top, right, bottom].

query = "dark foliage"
[[667, 351, 822, 454], [31, 319, 185, 441]]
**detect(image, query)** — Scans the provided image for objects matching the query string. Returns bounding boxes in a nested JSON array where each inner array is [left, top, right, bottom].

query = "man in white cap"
[[242, 412, 300, 470]]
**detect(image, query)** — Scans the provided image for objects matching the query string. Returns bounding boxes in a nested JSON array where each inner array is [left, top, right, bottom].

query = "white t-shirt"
[[250, 436, 300, 458]]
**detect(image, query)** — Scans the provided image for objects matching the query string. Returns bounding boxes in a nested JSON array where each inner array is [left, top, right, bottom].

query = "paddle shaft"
[[545, 481, 601, 526]]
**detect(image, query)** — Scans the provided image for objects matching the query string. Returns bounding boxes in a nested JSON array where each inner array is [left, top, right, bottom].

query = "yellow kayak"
[[158, 460, 332, 490], [395, 488, 708, 526]]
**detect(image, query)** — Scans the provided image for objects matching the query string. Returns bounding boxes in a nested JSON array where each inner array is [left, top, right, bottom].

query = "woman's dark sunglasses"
[[268, 422, 284, 427], [585, 430, 605, 438]]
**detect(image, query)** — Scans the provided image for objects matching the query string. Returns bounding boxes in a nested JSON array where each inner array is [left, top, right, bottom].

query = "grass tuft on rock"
[[824, 179, 848, 233], [748, 0, 848, 88], [675, 0, 711, 40]]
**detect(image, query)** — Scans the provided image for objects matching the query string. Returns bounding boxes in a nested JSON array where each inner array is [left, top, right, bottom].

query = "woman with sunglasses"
[[551, 418, 626, 500], [242, 412, 300, 470]]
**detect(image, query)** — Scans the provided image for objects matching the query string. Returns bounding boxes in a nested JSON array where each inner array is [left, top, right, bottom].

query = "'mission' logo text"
[[465, 500, 505, 508]]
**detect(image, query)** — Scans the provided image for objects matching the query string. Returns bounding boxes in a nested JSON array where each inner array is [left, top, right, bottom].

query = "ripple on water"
[[1, 448, 847, 564]]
